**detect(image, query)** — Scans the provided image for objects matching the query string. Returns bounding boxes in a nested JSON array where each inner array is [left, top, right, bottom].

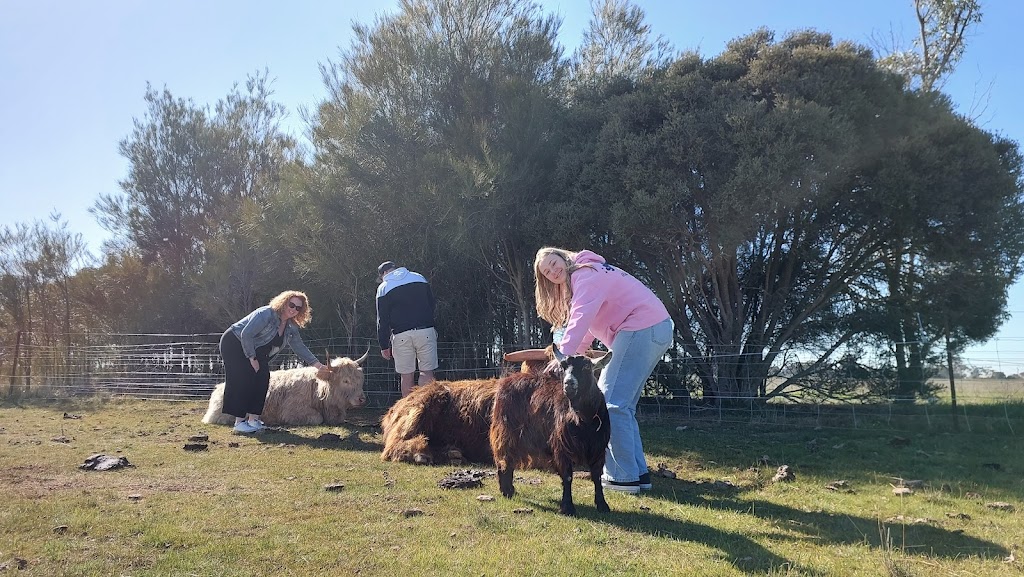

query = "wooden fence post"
[[9, 331, 22, 388]]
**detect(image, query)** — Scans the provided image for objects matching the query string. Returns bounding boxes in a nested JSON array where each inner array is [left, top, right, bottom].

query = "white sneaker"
[[601, 479, 641, 494], [233, 421, 258, 434]]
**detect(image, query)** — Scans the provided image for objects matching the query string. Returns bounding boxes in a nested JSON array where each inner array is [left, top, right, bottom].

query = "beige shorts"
[[391, 327, 439, 374]]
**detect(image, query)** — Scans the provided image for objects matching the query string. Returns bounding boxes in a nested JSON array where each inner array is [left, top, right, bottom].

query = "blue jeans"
[[600, 318, 674, 483]]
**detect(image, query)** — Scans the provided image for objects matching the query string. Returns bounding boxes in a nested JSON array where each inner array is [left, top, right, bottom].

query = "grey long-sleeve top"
[[229, 306, 318, 365]]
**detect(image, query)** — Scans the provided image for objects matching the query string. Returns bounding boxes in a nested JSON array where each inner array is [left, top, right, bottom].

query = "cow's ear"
[[592, 351, 612, 371], [316, 365, 333, 380], [552, 344, 566, 363]]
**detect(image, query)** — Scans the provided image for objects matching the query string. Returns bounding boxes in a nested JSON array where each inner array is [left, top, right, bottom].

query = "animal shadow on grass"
[[643, 480, 1008, 567], [253, 427, 383, 454], [520, 492, 798, 575]]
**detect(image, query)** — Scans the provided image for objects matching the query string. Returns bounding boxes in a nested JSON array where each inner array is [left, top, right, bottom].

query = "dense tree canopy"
[[304, 0, 567, 346], [551, 29, 1022, 400]]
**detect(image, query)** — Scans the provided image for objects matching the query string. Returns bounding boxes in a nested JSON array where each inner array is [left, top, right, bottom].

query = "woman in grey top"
[[220, 290, 326, 433]]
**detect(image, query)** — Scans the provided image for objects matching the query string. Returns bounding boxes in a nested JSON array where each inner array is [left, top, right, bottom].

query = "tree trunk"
[[945, 326, 959, 431]]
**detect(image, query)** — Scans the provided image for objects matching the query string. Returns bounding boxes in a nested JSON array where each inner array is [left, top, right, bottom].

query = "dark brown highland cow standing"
[[489, 346, 612, 516]]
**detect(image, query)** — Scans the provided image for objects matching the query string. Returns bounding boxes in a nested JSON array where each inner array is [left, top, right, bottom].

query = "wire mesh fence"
[[2, 332, 1023, 433], [639, 394, 1024, 436], [0, 331, 521, 408]]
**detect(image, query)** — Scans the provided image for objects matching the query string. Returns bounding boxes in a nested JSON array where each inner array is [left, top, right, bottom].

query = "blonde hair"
[[533, 247, 583, 327], [269, 290, 313, 327]]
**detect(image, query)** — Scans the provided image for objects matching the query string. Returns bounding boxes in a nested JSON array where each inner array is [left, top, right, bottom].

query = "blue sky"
[[1, 0, 1021, 372]]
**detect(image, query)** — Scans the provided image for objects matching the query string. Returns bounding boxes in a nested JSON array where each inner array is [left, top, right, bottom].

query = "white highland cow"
[[202, 351, 369, 426]]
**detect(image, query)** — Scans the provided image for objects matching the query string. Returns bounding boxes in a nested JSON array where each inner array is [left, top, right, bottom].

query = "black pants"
[[220, 329, 272, 418]]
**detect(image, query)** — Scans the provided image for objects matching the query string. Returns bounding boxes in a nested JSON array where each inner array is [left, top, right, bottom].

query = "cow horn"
[[503, 349, 550, 362], [552, 344, 566, 362], [324, 349, 333, 371], [355, 347, 370, 365]]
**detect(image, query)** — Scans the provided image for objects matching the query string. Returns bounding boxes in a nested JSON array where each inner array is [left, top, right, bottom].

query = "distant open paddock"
[[928, 377, 1024, 403]]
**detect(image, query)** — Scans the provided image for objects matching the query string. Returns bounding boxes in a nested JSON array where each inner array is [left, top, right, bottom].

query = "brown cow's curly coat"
[[489, 352, 611, 516], [380, 378, 498, 465], [379, 346, 609, 470]]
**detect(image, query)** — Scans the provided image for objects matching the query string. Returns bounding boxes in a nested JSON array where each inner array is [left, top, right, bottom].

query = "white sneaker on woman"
[[601, 479, 641, 494], [233, 421, 258, 434]]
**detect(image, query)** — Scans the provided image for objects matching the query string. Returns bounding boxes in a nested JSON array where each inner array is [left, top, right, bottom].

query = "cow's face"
[[559, 356, 602, 409], [553, 345, 609, 412], [323, 358, 367, 409]]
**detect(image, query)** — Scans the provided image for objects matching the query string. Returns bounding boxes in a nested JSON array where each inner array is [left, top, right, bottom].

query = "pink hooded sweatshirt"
[[558, 250, 671, 355]]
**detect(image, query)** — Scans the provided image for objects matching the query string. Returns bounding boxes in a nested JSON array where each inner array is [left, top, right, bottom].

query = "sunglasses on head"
[[287, 301, 305, 310]]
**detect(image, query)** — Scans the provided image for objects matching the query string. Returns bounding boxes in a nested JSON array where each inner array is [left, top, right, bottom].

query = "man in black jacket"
[[376, 261, 438, 397]]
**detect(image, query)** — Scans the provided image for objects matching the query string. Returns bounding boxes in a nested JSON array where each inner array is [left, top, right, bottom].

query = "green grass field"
[[2, 398, 1023, 576]]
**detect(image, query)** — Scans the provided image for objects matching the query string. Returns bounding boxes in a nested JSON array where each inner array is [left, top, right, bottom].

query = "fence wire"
[[2, 332, 1023, 434], [0, 332, 520, 407]]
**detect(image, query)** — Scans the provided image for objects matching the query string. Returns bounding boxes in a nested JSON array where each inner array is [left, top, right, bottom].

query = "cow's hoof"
[[446, 448, 464, 463]]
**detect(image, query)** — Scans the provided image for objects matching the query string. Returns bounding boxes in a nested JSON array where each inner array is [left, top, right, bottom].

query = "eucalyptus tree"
[[0, 215, 89, 386], [877, 0, 982, 93], [870, 1, 1024, 399], [92, 72, 297, 331], [194, 72, 301, 325], [846, 94, 1023, 399], [570, 0, 673, 89], [554, 29, 1023, 402], [233, 159, 374, 343], [311, 0, 567, 346], [0, 222, 43, 380], [70, 251, 177, 334]]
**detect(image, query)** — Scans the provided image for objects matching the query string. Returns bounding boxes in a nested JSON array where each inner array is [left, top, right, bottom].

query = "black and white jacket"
[[376, 267, 436, 350]]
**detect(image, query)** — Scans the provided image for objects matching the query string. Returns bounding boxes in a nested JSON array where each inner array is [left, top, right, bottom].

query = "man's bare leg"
[[400, 372, 416, 397]]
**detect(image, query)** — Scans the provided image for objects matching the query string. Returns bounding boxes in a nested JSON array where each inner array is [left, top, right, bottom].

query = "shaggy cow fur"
[[380, 347, 561, 465], [202, 352, 368, 426], [379, 347, 607, 466], [490, 347, 611, 516], [380, 377, 499, 465]]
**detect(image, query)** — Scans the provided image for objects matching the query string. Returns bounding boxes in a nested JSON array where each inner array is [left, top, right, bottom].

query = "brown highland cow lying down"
[[379, 348, 556, 465], [380, 377, 499, 465], [379, 347, 606, 466]]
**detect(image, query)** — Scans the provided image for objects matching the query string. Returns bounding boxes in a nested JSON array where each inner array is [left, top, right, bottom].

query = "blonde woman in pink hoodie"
[[534, 247, 674, 494]]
